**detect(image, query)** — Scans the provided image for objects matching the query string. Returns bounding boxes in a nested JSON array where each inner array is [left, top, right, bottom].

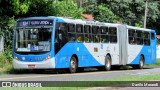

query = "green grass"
[[111, 73, 160, 81], [0, 64, 13, 74], [155, 59, 160, 66], [1, 74, 160, 90]]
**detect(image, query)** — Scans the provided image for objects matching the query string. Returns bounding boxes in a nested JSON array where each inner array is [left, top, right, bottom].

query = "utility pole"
[[144, 1, 148, 28]]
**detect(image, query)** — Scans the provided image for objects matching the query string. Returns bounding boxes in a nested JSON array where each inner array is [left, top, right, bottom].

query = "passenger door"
[[118, 25, 128, 65]]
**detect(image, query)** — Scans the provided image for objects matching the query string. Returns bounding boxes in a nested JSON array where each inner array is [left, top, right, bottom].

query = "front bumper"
[[13, 57, 55, 69]]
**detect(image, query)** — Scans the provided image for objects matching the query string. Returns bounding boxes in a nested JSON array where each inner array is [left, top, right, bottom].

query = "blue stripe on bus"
[[15, 52, 50, 62], [55, 43, 102, 68], [130, 44, 156, 64]]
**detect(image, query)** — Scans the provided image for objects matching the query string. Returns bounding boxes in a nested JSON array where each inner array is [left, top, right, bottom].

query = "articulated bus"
[[13, 16, 156, 73]]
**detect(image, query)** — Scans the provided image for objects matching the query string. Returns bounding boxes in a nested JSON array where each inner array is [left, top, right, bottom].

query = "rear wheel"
[[69, 56, 77, 73], [104, 55, 111, 71], [132, 56, 144, 69], [139, 56, 144, 69]]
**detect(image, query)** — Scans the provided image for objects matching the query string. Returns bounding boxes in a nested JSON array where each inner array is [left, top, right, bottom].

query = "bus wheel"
[[105, 55, 111, 71], [139, 56, 144, 69], [69, 56, 77, 73], [132, 56, 144, 69]]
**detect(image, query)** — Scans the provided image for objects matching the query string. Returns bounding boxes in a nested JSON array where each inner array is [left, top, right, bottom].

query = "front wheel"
[[104, 55, 111, 71], [69, 56, 77, 73]]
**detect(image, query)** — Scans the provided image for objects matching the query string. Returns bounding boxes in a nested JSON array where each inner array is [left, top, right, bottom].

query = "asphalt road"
[[0, 66, 160, 81]]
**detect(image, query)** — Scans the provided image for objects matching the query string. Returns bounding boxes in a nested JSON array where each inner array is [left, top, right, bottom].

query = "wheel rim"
[[140, 56, 144, 68], [105, 56, 111, 71], [71, 60, 76, 70], [70, 57, 77, 73]]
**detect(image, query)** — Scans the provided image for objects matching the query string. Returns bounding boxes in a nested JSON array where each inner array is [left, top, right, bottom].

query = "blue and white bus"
[[13, 16, 156, 73]]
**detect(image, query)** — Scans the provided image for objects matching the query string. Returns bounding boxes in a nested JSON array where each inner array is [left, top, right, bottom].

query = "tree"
[[52, 0, 84, 19], [23, 0, 54, 17], [101, 0, 160, 27], [82, 0, 97, 14], [93, 4, 121, 23], [0, 0, 31, 49], [0, 0, 31, 61]]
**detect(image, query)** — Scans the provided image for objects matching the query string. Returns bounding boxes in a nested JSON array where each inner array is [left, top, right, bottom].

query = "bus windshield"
[[14, 28, 52, 53]]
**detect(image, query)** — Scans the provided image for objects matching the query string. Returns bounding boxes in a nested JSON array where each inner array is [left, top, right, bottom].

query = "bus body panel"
[[128, 30, 156, 65]]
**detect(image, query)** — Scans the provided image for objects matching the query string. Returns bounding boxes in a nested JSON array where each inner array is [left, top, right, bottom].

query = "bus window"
[[92, 26, 99, 34], [101, 27, 108, 34], [68, 24, 75, 32], [144, 32, 150, 46], [136, 30, 143, 45], [151, 32, 155, 40], [128, 29, 136, 44], [92, 26, 100, 43], [93, 35, 100, 42], [84, 25, 91, 33], [101, 35, 109, 43], [68, 33, 76, 42], [109, 27, 117, 43], [84, 25, 92, 42], [84, 34, 91, 42], [100, 26, 109, 43], [77, 34, 84, 42], [76, 24, 83, 33]]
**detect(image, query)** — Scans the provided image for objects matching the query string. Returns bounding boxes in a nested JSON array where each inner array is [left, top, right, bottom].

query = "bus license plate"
[[28, 64, 35, 68]]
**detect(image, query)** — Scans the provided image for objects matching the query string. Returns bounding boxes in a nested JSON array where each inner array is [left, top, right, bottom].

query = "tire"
[[104, 55, 111, 71], [132, 56, 144, 69], [139, 56, 144, 69], [69, 56, 77, 73]]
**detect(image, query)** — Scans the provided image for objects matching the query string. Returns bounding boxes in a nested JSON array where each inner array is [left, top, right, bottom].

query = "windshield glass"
[[14, 28, 52, 52]]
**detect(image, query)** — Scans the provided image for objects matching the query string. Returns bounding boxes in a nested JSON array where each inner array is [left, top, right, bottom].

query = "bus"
[[13, 16, 156, 73], [157, 37, 160, 59]]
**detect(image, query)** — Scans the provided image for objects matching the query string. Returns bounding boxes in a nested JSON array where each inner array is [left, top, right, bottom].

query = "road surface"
[[0, 66, 160, 81]]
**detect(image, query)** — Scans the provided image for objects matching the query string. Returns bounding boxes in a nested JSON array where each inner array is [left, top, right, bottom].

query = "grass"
[[1, 74, 160, 90], [155, 58, 160, 66], [0, 64, 13, 74]]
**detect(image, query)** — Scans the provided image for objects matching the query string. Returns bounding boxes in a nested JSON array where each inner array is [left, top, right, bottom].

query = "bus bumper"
[[13, 57, 55, 69]]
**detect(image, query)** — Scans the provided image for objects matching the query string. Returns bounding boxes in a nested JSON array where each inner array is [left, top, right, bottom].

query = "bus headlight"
[[14, 56, 19, 60], [45, 54, 51, 60]]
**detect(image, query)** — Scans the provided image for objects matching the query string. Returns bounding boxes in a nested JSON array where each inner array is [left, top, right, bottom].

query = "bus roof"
[[17, 16, 55, 21], [127, 25, 155, 32], [16, 16, 155, 32]]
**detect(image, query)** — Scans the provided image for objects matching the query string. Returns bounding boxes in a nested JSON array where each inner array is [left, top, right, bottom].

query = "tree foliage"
[[103, 0, 160, 27], [93, 4, 121, 23], [52, 0, 84, 19], [0, 0, 160, 62]]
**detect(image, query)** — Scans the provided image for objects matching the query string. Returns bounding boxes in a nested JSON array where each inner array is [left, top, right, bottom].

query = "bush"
[[0, 53, 7, 67], [4, 48, 12, 62]]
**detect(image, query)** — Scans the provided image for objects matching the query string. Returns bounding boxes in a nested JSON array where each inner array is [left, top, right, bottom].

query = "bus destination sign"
[[17, 20, 53, 27]]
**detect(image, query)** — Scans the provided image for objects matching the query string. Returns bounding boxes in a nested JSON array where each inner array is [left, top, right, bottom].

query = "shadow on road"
[[7, 66, 158, 75]]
